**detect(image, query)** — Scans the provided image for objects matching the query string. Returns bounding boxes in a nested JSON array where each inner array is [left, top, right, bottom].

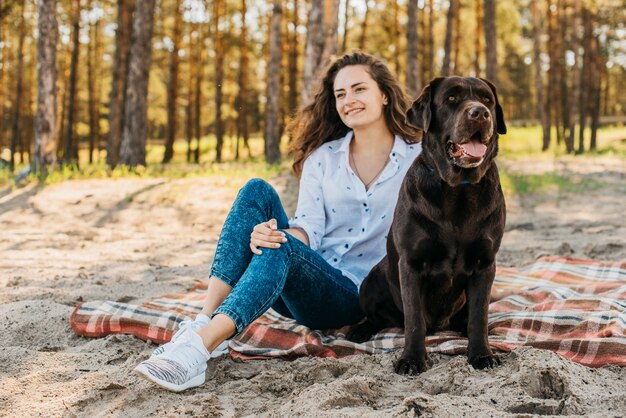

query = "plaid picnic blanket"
[[70, 256, 626, 367]]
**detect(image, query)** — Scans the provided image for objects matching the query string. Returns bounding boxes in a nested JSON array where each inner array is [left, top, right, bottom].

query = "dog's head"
[[407, 77, 506, 184]]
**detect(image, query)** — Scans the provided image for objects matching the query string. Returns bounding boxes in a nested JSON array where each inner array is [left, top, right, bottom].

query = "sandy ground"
[[0, 156, 625, 417]]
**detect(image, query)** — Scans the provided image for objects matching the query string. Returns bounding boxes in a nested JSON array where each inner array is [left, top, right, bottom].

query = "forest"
[[0, 0, 624, 173]]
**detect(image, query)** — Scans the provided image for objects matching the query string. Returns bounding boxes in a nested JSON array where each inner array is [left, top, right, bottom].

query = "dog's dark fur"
[[347, 76, 507, 375]]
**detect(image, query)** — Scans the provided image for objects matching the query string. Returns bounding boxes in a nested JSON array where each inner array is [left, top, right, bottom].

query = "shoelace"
[[164, 336, 208, 371]]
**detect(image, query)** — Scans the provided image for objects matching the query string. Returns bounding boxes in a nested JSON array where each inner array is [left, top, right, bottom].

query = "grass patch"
[[499, 168, 606, 196], [499, 125, 626, 158], [1, 126, 624, 189]]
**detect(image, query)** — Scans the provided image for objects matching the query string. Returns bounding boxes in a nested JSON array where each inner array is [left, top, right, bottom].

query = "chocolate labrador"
[[347, 76, 507, 375]]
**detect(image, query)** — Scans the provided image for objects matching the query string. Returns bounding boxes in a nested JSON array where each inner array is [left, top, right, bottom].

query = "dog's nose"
[[468, 106, 490, 121]]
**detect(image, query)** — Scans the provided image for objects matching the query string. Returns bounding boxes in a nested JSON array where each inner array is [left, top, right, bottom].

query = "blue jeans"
[[210, 179, 363, 333]]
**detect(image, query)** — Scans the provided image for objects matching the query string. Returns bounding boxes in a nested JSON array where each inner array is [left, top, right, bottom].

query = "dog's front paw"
[[468, 352, 500, 370], [394, 355, 430, 375]]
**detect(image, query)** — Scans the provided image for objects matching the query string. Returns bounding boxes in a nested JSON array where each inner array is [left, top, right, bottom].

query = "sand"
[[0, 156, 625, 417]]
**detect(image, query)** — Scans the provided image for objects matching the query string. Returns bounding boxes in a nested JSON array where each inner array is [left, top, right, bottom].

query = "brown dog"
[[347, 77, 507, 375]]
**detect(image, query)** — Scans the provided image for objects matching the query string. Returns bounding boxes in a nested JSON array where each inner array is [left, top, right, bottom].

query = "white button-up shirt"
[[289, 130, 422, 288]]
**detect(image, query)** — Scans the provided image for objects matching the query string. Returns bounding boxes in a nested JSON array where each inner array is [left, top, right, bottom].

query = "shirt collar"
[[335, 130, 408, 158]]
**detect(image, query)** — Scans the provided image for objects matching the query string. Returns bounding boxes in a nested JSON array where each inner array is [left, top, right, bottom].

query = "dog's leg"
[[394, 258, 429, 375], [466, 263, 500, 369]]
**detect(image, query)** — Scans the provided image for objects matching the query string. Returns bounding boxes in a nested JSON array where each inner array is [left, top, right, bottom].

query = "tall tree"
[[358, 0, 369, 50], [193, 21, 206, 164], [531, 0, 550, 151], [34, 0, 58, 173], [453, 0, 462, 73], [9, 0, 26, 171], [162, 0, 183, 164], [442, 0, 457, 76], [406, 0, 421, 97], [483, 0, 498, 83], [341, 0, 349, 53], [301, 0, 339, 105], [566, 0, 582, 153], [214, 0, 225, 163], [474, 0, 482, 76], [63, 0, 81, 165], [106, 0, 135, 167], [87, 0, 101, 164], [265, 0, 282, 164], [236, 0, 251, 159], [119, 0, 156, 166], [0, 0, 6, 150], [577, 5, 592, 153], [426, 0, 434, 81], [185, 22, 196, 163], [287, 0, 299, 117]]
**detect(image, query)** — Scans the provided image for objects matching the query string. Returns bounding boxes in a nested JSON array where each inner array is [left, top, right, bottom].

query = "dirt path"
[[0, 156, 624, 417]]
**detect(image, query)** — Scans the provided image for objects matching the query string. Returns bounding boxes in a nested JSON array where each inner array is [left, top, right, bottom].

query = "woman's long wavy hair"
[[288, 52, 421, 178]]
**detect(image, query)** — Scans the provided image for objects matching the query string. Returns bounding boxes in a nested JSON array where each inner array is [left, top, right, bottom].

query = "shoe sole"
[[134, 364, 205, 392]]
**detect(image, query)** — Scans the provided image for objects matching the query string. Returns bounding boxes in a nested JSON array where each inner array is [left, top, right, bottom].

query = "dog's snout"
[[468, 106, 490, 121]]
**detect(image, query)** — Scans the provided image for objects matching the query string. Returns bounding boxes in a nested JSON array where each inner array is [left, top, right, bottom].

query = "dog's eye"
[[482, 96, 492, 103], [447, 96, 457, 103]]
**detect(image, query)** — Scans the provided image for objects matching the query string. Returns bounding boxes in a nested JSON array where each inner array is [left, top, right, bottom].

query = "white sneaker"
[[151, 313, 211, 357], [134, 330, 211, 392], [152, 314, 232, 358]]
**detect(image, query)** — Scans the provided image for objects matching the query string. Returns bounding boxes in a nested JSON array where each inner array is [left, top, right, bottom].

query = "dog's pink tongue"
[[460, 140, 487, 157]]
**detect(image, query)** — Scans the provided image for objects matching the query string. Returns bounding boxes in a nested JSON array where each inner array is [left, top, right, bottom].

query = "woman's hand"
[[249, 218, 287, 255]]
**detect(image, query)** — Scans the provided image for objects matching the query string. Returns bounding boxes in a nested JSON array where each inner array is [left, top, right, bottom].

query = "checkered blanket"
[[70, 257, 626, 367]]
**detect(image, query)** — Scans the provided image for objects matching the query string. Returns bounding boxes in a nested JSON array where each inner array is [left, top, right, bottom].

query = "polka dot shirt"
[[289, 130, 422, 288]]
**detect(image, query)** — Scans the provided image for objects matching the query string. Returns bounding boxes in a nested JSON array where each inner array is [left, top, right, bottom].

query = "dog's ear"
[[406, 78, 443, 133], [479, 78, 507, 135]]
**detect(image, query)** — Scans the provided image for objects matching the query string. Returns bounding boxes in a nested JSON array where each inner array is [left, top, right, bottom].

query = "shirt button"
[[344, 244, 349, 249], [363, 203, 367, 207], [333, 258, 338, 262]]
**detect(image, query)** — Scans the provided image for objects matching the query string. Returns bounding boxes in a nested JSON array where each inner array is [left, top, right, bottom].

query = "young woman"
[[134, 52, 422, 392]]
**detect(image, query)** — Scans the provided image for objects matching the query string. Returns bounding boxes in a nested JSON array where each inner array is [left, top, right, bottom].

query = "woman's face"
[[333, 65, 388, 131]]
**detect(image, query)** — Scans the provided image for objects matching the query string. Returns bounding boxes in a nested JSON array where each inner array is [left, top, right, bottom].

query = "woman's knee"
[[239, 178, 277, 201]]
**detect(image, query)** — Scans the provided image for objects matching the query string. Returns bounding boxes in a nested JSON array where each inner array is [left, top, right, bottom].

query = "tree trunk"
[[483, 0, 497, 83], [301, 0, 339, 106], [236, 0, 250, 159], [213, 0, 224, 162], [287, 0, 299, 117], [567, 0, 582, 154], [87, 3, 101, 164], [119, 0, 156, 166], [577, 6, 592, 153], [34, 0, 58, 173], [393, 0, 401, 77], [56, 48, 69, 160], [589, 36, 601, 151], [546, 0, 559, 149], [193, 23, 205, 164], [9, 0, 26, 171], [531, 0, 550, 151], [0, 0, 5, 150], [474, 0, 482, 76], [63, 0, 81, 166], [406, 0, 420, 97], [427, 0, 434, 81], [557, 0, 570, 152], [265, 0, 283, 164], [358, 0, 369, 50], [163, 0, 183, 163], [453, 0, 462, 73], [185, 25, 194, 163], [107, 0, 135, 168], [442, 0, 457, 76], [341, 0, 348, 53]]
